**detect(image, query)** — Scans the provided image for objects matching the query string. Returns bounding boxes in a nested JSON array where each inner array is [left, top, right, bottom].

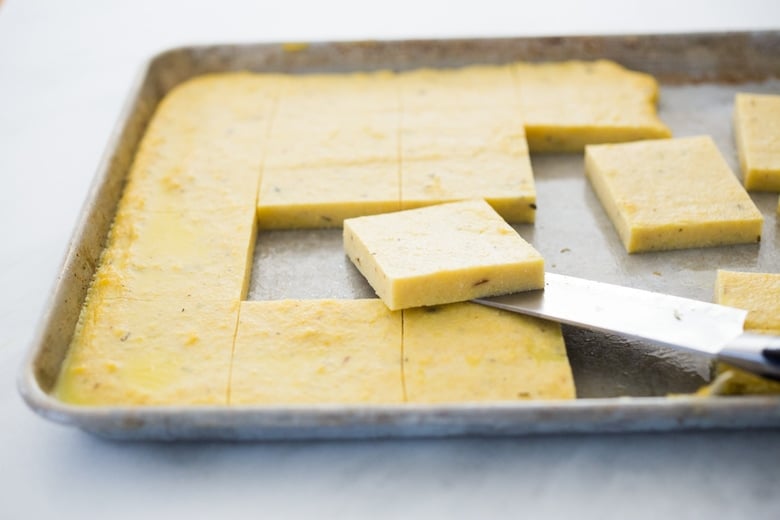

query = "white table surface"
[[2, 1, 780, 518]]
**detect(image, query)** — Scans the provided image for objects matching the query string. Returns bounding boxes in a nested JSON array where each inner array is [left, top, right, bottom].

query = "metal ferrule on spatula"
[[475, 273, 780, 380]]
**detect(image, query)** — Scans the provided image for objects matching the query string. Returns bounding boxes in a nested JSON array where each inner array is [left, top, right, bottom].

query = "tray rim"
[[18, 30, 780, 439]]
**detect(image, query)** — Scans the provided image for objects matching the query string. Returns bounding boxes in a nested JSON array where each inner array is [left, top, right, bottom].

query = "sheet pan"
[[19, 32, 780, 439]]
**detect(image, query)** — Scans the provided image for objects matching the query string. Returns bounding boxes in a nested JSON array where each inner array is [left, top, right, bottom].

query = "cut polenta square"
[[55, 299, 240, 405], [400, 153, 536, 223], [715, 270, 780, 334], [257, 162, 401, 229], [92, 203, 258, 301], [585, 136, 763, 253], [229, 300, 403, 405], [122, 73, 277, 212], [343, 199, 544, 310], [733, 93, 780, 191], [513, 60, 671, 152], [403, 302, 575, 403], [400, 90, 535, 222], [267, 73, 399, 169]]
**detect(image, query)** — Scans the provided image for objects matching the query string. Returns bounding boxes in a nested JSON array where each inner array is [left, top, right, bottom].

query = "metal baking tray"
[[19, 32, 780, 440]]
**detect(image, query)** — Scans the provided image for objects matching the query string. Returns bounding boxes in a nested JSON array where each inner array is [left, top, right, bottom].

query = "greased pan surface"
[[20, 32, 780, 440]]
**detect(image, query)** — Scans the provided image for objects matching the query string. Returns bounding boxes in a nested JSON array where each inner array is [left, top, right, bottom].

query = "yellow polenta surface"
[[55, 63, 667, 405], [398, 67, 533, 222], [93, 203, 257, 302], [699, 271, 780, 396], [343, 199, 544, 310], [56, 299, 239, 405], [513, 60, 670, 152], [257, 162, 400, 229], [400, 154, 536, 223], [400, 65, 517, 110], [257, 61, 668, 228], [734, 93, 780, 192], [716, 270, 780, 334], [398, 68, 528, 214], [585, 136, 763, 253], [230, 300, 403, 404], [400, 102, 535, 222], [122, 74, 278, 212], [56, 74, 272, 405], [256, 72, 400, 228], [403, 302, 576, 403]]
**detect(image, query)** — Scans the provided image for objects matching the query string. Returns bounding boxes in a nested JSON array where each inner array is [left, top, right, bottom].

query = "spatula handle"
[[718, 333, 780, 381]]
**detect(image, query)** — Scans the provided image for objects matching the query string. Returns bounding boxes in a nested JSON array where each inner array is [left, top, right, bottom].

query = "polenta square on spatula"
[[343, 199, 544, 310], [585, 136, 763, 253]]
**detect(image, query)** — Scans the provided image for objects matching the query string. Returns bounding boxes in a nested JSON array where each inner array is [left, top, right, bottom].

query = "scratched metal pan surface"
[[19, 32, 780, 440]]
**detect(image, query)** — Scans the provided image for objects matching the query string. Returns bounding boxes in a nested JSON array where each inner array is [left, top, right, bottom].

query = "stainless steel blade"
[[474, 273, 748, 357]]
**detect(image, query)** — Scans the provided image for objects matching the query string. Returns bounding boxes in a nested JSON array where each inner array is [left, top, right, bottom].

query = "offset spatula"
[[474, 273, 780, 380]]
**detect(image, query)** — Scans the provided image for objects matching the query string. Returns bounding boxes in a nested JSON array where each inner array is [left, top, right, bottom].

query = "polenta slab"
[[57, 74, 270, 405], [121, 74, 276, 212], [733, 93, 780, 191], [400, 153, 536, 222], [56, 299, 239, 405], [265, 72, 399, 169], [716, 270, 780, 334], [403, 303, 575, 403], [400, 104, 536, 222], [257, 61, 668, 227], [257, 162, 400, 229], [230, 300, 403, 404], [585, 136, 763, 253], [58, 61, 672, 406], [343, 199, 544, 310], [93, 203, 257, 301], [513, 60, 671, 152]]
